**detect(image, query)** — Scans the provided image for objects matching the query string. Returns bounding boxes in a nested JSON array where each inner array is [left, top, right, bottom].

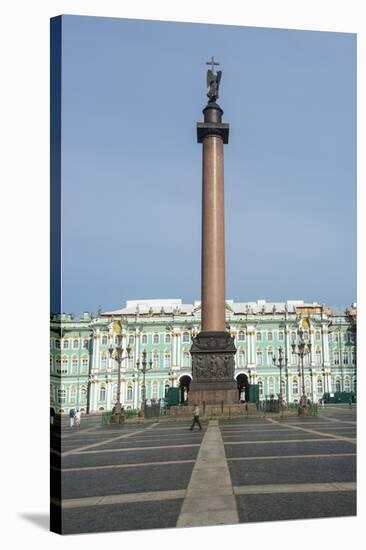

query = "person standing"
[[50, 406, 55, 426], [74, 409, 81, 427], [69, 408, 75, 428], [190, 404, 202, 430]]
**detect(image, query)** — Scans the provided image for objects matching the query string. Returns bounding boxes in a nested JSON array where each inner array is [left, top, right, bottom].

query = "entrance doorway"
[[179, 375, 191, 404], [236, 373, 249, 402]]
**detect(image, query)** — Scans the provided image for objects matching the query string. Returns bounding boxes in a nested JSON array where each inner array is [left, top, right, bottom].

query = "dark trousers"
[[190, 416, 202, 430]]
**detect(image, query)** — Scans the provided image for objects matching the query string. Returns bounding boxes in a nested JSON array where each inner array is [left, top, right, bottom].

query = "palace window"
[[316, 351, 321, 365], [344, 378, 350, 392], [81, 357, 88, 373], [343, 352, 349, 365], [165, 334, 171, 344], [258, 380, 264, 396], [71, 358, 78, 374], [80, 386, 87, 403], [182, 332, 190, 343], [58, 388, 66, 405], [342, 333, 347, 343], [303, 331, 309, 341], [267, 331, 273, 342], [316, 331, 321, 340], [317, 379, 323, 394], [72, 339, 79, 349], [238, 331, 245, 341], [101, 335, 108, 345], [328, 333, 333, 343], [292, 379, 299, 394], [153, 352, 159, 369], [83, 339, 89, 349], [278, 332, 284, 341], [152, 382, 159, 400], [55, 339, 61, 349], [128, 355, 134, 369], [256, 351, 263, 366], [141, 334, 147, 344], [268, 377, 274, 396], [256, 332, 262, 341], [164, 354, 171, 369], [291, 352, 297, 365], [335, 379, 341, 393], [101, 354, 107, 370], [352, 352, 356, 365], [70, 386, 76, 404], [267, 350, 273, 366], [127, 385, 133, 401], [183, 352, 190, 368], [153, 333, 160, 344], [61, 357, 68, 373], [238, 351, 245, 367], [334, 351, 340, 365], [291, 332, 296, 342], [99, 386, 106, 401], [63, 339, 69, 349], [129, 335, 135, 345]]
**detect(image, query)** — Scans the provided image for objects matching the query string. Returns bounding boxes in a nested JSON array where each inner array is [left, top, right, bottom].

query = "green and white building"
[[50, 298, 357, 414]]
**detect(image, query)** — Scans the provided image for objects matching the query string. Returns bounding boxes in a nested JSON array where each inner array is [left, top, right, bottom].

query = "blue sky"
[[56, 15, 356, 317]]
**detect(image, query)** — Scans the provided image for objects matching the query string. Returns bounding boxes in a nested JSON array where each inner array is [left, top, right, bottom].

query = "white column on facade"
[[106, 379, 112, 410], [310, 328, 315, 366], [177, 331, 181, 368], [287, 373, 293, 402], [322, 326, 330, 365], [92, 380, 99, 411], [172, 330, 177, 367]]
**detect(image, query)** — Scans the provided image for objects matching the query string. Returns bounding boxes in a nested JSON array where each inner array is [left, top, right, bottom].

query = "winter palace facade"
[[50, 298, 357, 414]]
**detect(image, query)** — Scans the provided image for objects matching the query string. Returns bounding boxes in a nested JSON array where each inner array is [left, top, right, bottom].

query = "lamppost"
[[291, 325, 312, 415], [136, 349, 152, 416], [108, 339, 131, 417], [272, 346, 287, 411]]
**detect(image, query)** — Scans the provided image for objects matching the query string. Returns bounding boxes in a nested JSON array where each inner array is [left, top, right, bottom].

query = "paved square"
[[52, 404, 356, 533]]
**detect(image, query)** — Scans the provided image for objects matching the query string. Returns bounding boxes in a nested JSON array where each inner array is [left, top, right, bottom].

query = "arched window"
[[63, 339, 69, 349], [293, 379, 299, 394], [128, 354, 134, 369], [344, 378, 350, 392], [334, 351, 339, 365], [335, 379, 341, 393], [153, 352, 159, 369], [315, 331, 321, 340], [165, 334, 171, 344], [101, 335, 108, 345], [141, 334, 147, 344], [83, 338, 89, 349], [238, 331, 245, 341], [256, 332, 262, 341], [278, 331, 284, 341], [152, 382, 159, 400], [268, 377, 274, 396], [316, 350, 321, 365], [129, 334, 135, 345], [267, 350, 273, 366], [153, 333, 159, 344], [280, 379, 286, 395], [69, 386, 77, 404], [164, 353, 171, 369], [183, 352, 190, 368], [317, 379, 323, 394], [258, 380, 264, 396], [127, 385, 133, 401], [343, 352, 349, 365], [291, 352, 297, 365], [73, 338, 79, 349], [305, 378, 311, 395], [56, 356, 61, 371], [61, 357, 68, 373], [256, 351, 262, 366], [80, 386, 87, 403], [267, 331, 273, 342], [99, 385, 106, 401], [182, 332, 190, 343]]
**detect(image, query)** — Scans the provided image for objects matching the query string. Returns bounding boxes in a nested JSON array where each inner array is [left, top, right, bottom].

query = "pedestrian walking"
[[190, 404, 202, 430], [321, 399, 325, 408], [74, 410, 81, 427], [69, 407, 75, 427], [50, 406, 55, 426]]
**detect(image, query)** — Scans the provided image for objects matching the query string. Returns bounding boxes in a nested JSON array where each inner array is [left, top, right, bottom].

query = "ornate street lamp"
[[136, 349, 152, 416], [108, 338, 131, 416], [272, 345, 288, 412], [291, 325, 312, 415]]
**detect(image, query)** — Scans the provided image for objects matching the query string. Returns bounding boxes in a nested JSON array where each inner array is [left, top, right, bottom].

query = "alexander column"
[[190, 58, 237, 405]]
